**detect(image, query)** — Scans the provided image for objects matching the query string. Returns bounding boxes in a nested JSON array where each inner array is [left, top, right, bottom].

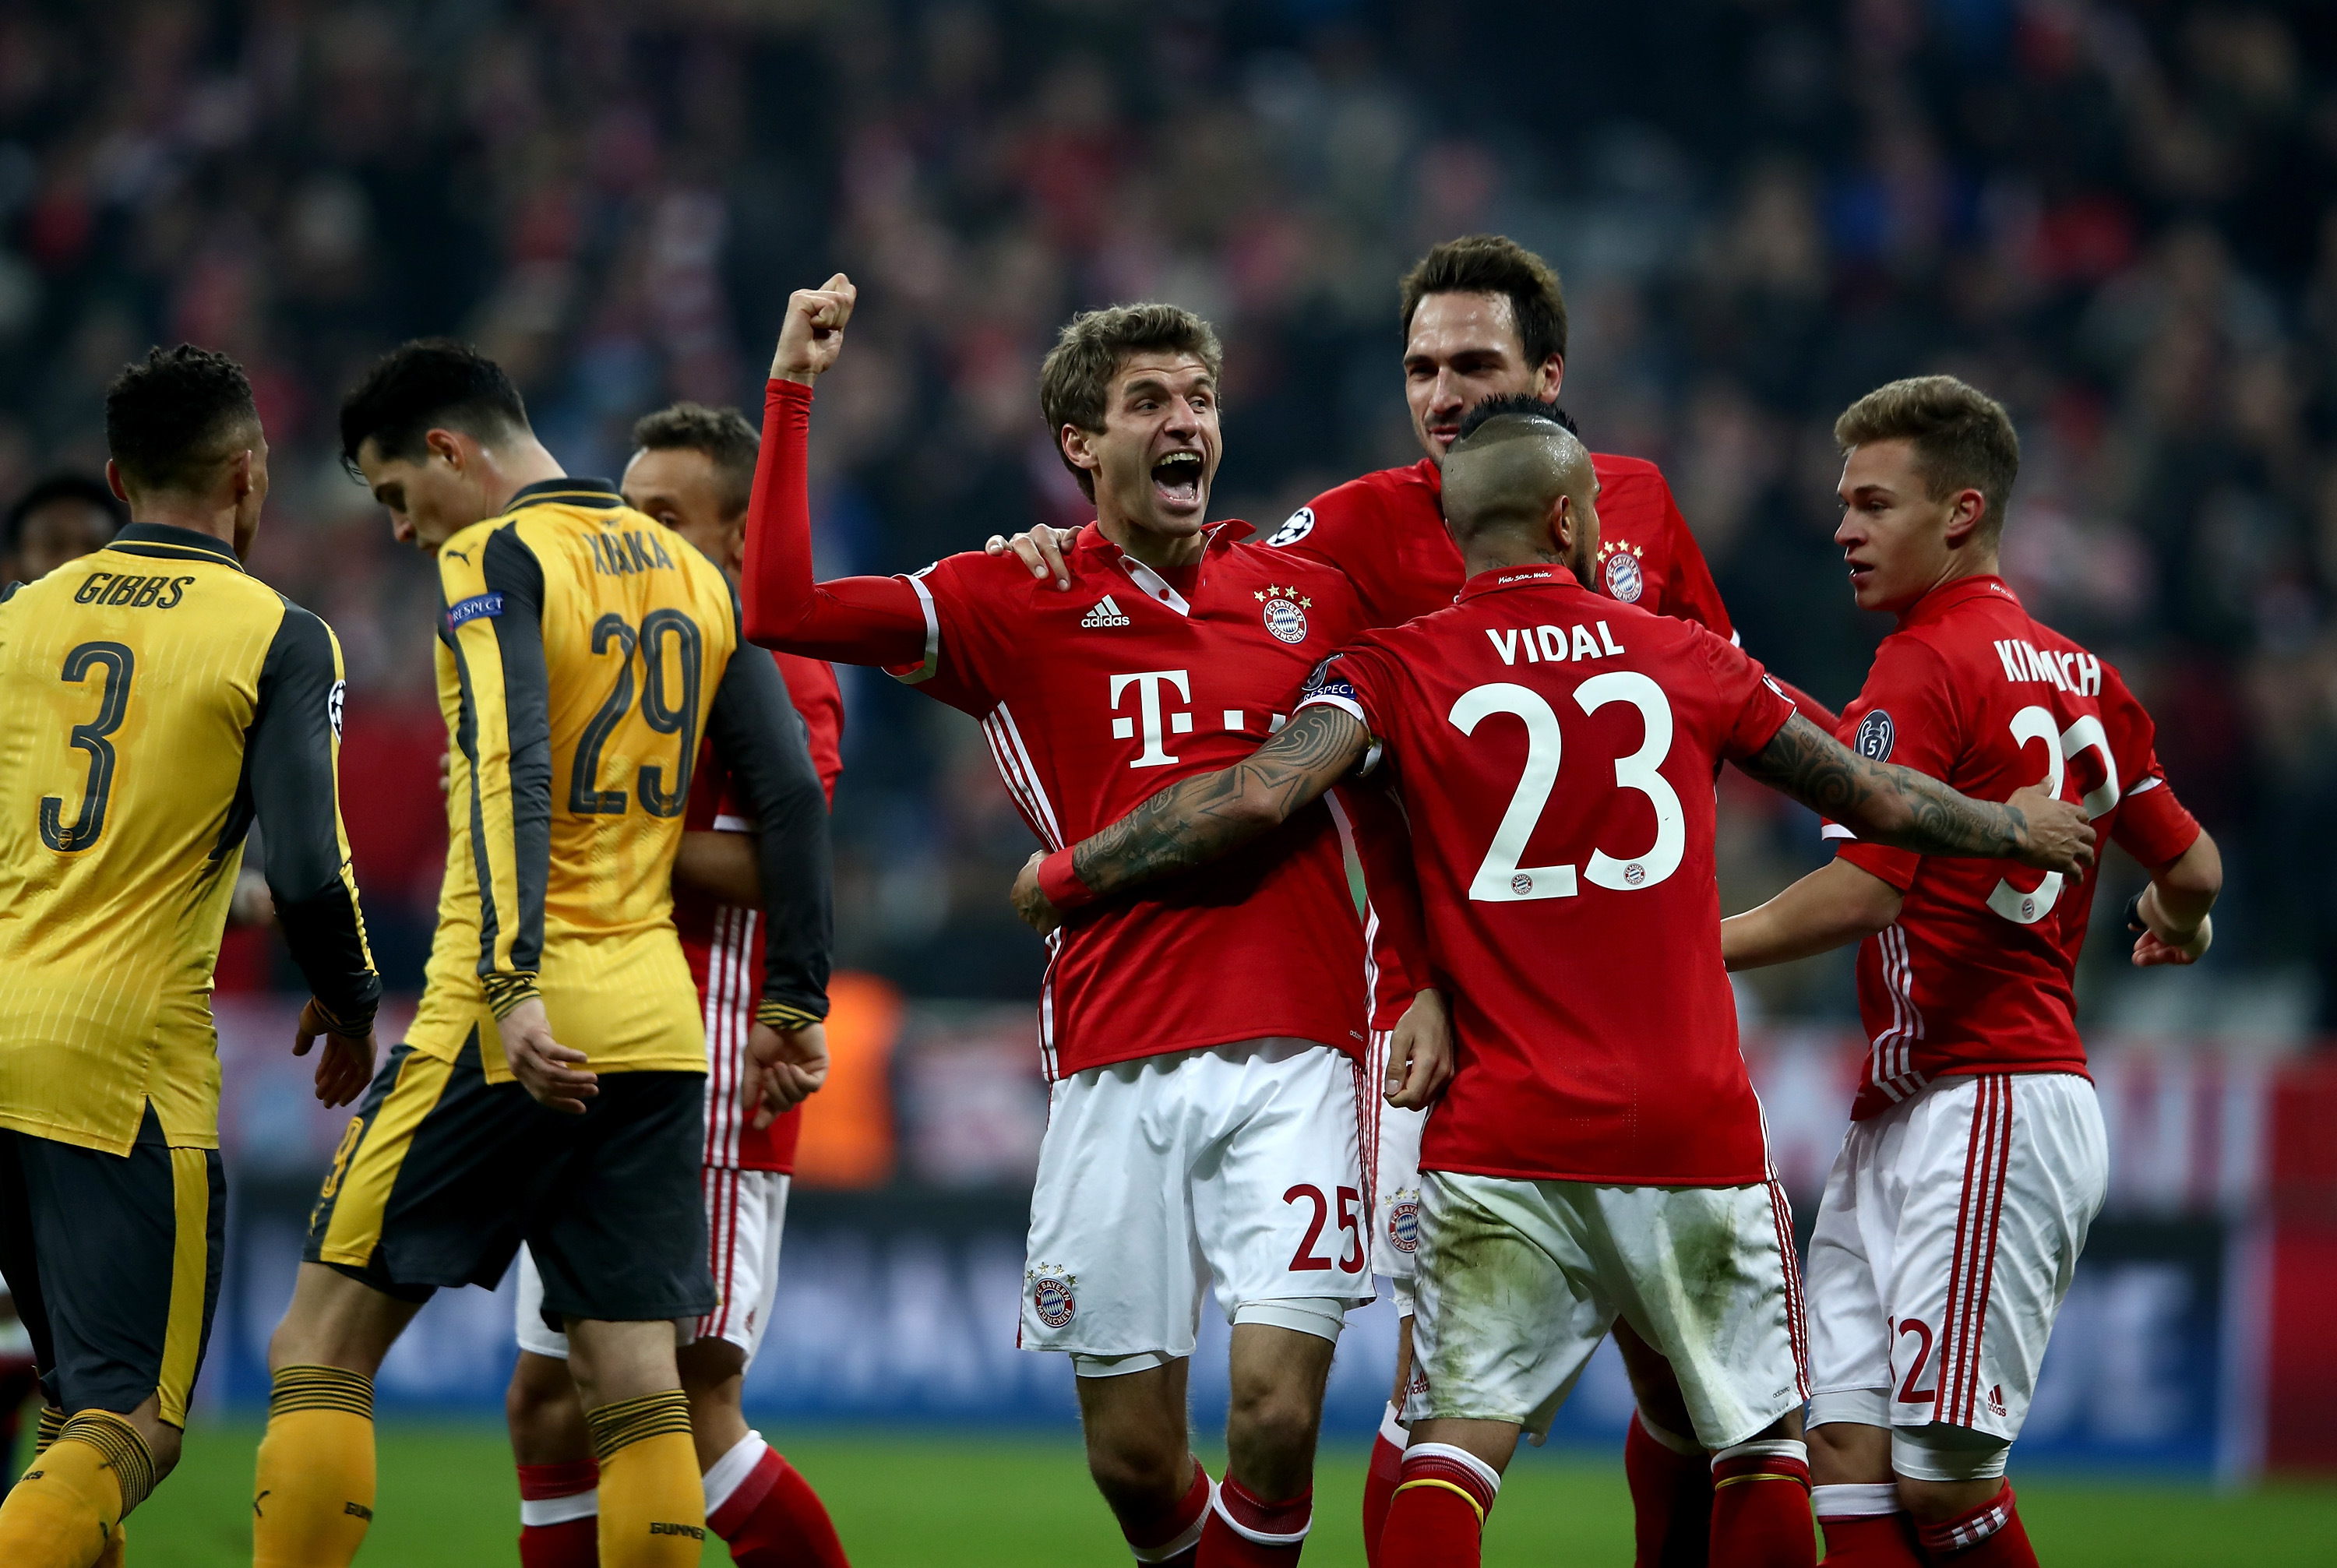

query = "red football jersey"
[[901, 525, 1374, 1077], [1304, 565, 1797, 1186], [677, 649, 844, 1172], [1267, 454, 1766, 1031], [1827, 576, 2200, 1120], [1267, 455, 1733, 634]]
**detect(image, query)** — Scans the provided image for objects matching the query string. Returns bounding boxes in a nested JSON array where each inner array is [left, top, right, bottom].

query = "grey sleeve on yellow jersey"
[[243, 601, 381, 1034]]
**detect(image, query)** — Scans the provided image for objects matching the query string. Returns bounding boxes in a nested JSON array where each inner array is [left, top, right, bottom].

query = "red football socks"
[[1914, 1484, 2035, 1566], [703, 1434, 849, 1568], [1813, 1482, 1922, 1566], [1708, 1439, 1814, 1568], [1199, 1476, 1311, 1565], [1376, 1443, 1500, 1568], [1122, 1457, 1212, 1566], [516, 1460, 599, 1568], [1362, 1401, 1407, 1568], [1625, 1411, 1712, 1567]]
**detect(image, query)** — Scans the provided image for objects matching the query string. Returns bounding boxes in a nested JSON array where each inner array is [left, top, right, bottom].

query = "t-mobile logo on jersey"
[[1109, 669, 1193, 768]]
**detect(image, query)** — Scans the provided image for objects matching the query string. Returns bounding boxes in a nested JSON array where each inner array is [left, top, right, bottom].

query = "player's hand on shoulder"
[[2006, 783, 2095, 876], [982, 527, 1080, 590], [1384, 988, 1454, 1111], [293, 997, 377, 1109], [498, 996, 597, 1114], [1010, 851, 1062, 936], [747, 1020, 828, 1126], [770, 273, 856, 384]]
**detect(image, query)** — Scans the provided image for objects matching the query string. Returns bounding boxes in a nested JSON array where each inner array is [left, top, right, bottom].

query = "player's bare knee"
[[1806, 1418, 1892, 1486], [677, 1335, 746, 1400], [1083, 1425, 1187, 1506]]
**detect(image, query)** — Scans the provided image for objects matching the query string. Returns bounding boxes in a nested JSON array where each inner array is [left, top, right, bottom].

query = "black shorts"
[[305, 1032, 713, 1327], [0, 1103, 225, 1425]]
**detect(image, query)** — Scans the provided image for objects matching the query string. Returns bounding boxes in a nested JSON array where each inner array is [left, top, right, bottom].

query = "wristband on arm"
[[1037, 848, 1098, 913]]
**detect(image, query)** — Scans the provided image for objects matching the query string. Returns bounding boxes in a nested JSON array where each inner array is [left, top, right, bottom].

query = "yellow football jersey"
[[408, 479, 753, 1079], [0, 524, 379, 1155]]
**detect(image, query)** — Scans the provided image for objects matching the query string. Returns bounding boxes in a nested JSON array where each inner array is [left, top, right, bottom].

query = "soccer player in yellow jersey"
[[0, 345, 382, 1566], [251, 341, 834, 1568]]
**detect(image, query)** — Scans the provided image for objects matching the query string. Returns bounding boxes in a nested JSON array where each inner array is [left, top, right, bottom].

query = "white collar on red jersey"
[[1091, 519, 1255, 618]]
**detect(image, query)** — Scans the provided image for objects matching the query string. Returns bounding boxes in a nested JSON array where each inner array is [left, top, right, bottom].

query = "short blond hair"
[[1835, 375, 2022, 539], [1038, 305, 1224, 499]]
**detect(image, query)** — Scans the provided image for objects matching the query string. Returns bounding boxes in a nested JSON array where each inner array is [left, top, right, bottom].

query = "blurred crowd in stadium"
[[1, 0, 2332, 1029]]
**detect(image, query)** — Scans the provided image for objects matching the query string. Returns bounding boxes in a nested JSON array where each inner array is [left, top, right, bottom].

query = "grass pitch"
[[55, 1421, 2337, 1565]]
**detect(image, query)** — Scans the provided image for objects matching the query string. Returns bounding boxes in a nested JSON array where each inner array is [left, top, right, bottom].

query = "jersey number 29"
[[1451, 673, 1683, 902]]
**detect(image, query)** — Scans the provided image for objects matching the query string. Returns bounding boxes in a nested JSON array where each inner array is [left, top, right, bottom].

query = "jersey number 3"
[[40, 641, 135, 852], [1451, 673, 1684, 902]]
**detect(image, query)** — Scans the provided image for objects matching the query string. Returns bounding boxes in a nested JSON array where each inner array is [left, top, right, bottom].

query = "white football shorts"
[[1363, 1028, 1426, 1293], [1020, 1038, 1373, 1366], [516, 1167, 791, 1362], [1805, 1071, 2106, 1445], [1406, 1169, 1809, 1450]]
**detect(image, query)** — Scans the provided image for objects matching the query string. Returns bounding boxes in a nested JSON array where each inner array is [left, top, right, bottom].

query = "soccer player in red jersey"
[[1720, 379, 2222, 1568], [742, 276, 1445, 1566], [1009, 398, 2095, 1568], [502, 403, 848, 1568], [993, 234, 1836, 1564]]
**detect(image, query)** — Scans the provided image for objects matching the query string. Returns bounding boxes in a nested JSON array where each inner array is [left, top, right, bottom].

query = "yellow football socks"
[[586, 1390, 704, 1567], [252, 1364, 377, 1568], [0, 1410, 151, 1568]]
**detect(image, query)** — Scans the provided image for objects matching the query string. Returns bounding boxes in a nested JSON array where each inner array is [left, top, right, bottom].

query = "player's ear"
[[1534, 352, 1564, 400], [1943, 485, 1989, 549], [425, 427, 467, 473], [1059, 424, 1101, 476], [105, 459, 130, 505]]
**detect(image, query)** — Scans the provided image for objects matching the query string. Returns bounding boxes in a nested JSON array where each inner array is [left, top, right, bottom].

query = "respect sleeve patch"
[[446, 592, 505, 627]]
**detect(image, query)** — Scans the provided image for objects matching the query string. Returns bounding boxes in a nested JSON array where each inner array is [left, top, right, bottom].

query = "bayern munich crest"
[[1387, 1194, 1421, 1255], [1028, 1265, 1077, 1329], [1599, 540, 1644, 603], [1256, 584, 1312, 643]]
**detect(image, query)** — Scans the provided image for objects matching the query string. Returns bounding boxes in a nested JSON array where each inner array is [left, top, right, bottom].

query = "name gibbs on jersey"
[[1109, 668, 1291, 768]]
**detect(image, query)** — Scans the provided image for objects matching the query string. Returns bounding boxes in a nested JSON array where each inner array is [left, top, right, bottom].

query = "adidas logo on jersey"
[[1080, 595, 1131, 628]]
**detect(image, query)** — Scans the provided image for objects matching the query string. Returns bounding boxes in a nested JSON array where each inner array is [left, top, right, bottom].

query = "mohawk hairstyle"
[[1455, 393, 1574, 444], [1835, 375, 2022, 541], [1401, 235, 1569, 369], [632, 402, 761, 519], [1039, 304, 1224, 500], [339, 338, 530, 473], [105, 345, 260, 496]]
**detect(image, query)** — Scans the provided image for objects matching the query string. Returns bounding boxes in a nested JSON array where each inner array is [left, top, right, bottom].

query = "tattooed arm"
[[1736, 714, 2096, 872], [1010, 705, 1372, 934]]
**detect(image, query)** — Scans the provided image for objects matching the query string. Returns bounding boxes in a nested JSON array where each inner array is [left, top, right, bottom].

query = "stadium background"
[[2, 0, 2335, 1561]]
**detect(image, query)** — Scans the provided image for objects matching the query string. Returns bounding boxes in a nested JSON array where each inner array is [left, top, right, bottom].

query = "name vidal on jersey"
[[588, 528, 677, 577], [1995, 639, 2103, 696], [1484, 621, 1626, 665]]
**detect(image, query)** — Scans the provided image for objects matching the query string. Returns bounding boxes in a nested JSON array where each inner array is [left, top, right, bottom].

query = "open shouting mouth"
[[1151, 449, 1204, 509]]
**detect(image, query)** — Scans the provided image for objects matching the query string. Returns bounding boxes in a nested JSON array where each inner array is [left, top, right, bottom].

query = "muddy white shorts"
[[1020, 1038, 1373, 1368], [516, 1167, 791, 1363], [1363, 1028, 1427, 1298], [1804, 1071, 2106, 1446], [1407, 1169, 1808, 1449]]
